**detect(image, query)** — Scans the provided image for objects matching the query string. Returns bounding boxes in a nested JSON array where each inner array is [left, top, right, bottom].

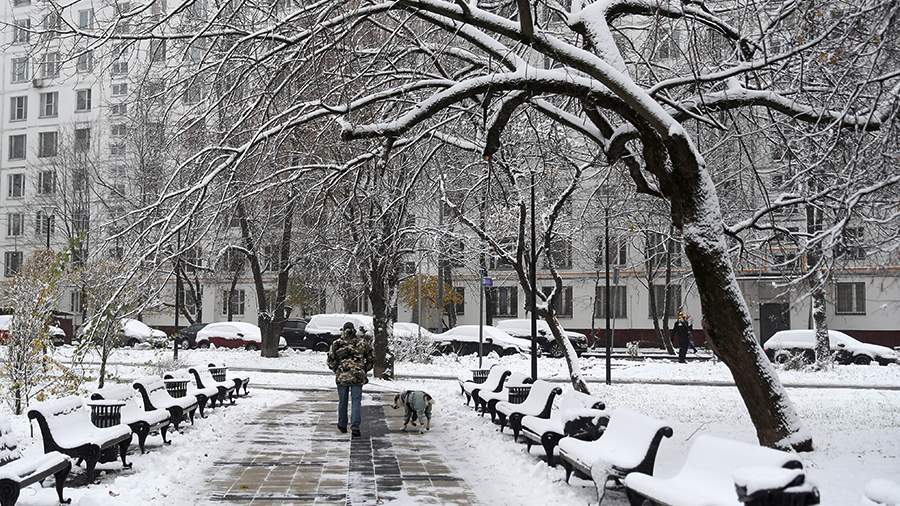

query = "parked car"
[[434, 325, 531, 356], [174, 322, 209, 349], [393, 322, 436, 341], [495, 318, 588, 357], [764, 329, 899, 366], [120, 318, 169, 348], [0, 315, 67, 346], [195, 321, 288, 350], [280, 318, 310, 350], [303, 313, 374, 351]]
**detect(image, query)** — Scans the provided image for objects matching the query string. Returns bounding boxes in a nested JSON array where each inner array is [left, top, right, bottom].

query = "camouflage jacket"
[[327, 330, 375, 386]]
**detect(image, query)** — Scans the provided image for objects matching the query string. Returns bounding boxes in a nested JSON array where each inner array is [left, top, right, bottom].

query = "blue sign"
[[482, 277, 493, 287]]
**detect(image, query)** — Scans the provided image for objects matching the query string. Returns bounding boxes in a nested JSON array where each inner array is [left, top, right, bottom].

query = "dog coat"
[[401, 390, 432, 422]]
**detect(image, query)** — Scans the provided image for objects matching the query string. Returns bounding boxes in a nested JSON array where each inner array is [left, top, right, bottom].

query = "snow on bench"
[[133, 376, 199, 430], [478, 372, 532, 422], [623, 434, 819, 506], [164, 370, 219, 418], [558, 407, 673, 504], [520, 390, 607, 466], [0, 416, 71, 506], [27, 396, 133, 483], [91, 385, 171, 454], [461, 366, 511, 408], [494, 380, 562, 439], [861, 479, 900, 506], [188, 367, 236, 407], [207, 363, 250, 397]]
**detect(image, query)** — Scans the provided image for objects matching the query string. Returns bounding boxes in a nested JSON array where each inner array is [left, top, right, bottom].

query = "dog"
[[391, 390, 434, 433]]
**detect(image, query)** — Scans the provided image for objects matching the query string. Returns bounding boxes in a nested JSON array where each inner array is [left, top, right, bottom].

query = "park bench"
[[91, 385, 171, 453], [133, 376, 199, 430], [164, 370, 219, 417], [207, 364, 250, 397], [520, 390, 607, 466], [478, 372, 532, 421], [558, 408, 673, 504], [461, 367, 510, 409], [0, 417, 71, 506], [188, 367, 236, 407], [27, 397, 132, 483], [623, 434, 820, 506], [494, 380, 563, 439]]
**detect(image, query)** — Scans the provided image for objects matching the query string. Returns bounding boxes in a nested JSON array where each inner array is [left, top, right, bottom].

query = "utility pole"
[[530, 167, 538, 381], [174, 229, 181, 360], [604, 206, 612, 385]]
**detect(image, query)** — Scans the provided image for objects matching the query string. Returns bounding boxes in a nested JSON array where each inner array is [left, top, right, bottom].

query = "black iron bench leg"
[[0, 478, 21, 506], [198, 398, 208, 418], [509, 414, 524, 441], [541, 433, 564, 467], [188, 407, 196, 425], [55, 461, 72, 504], [85, 452, 99, 483], [118, 440, 132, 469], [625, 488, 647, 506], [161, 424, 171, 445], [135, 423, 150, 454]]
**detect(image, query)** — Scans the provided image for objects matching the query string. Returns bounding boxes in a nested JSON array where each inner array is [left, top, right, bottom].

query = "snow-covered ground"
[[3, 347, 898, 505]]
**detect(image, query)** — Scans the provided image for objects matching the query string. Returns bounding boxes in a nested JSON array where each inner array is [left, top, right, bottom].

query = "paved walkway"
[[203, 390, 477, 505]]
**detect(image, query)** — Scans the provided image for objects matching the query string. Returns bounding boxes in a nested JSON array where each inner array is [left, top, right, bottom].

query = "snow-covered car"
[[764, 329, 899, 366], [495, 318, 588, 357], [302, 313, 375, 351], [120, 318, 169, 348], [393, 322, 436, 341], [0, 314, 67, 345], [195, 321, 287, 350], [434, 325, 531, 356]]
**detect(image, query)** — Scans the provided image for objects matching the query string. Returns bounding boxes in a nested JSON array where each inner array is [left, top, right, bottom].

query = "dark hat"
[[342, 321, 356, 331]]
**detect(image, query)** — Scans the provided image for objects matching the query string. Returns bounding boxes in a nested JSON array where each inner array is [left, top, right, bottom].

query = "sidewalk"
[[202, 390, 477, 505]]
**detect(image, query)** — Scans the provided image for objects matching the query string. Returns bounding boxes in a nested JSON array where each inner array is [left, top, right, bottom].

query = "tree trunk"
[[661, 228, 675, 349], [443, 264, 457, 330], [541, 310, 590, 394], [810, 270, 831, 369], [368, 278, 392, 379], [668, 139, 812, 451]]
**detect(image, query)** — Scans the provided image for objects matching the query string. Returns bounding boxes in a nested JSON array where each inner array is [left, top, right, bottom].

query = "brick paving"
[[203, 389, 477, 505]]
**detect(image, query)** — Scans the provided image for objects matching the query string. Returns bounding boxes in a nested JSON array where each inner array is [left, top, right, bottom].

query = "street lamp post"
[[530, 167, 538, 381], [604, 206, 612, 385], [174, 229, 181, 360]]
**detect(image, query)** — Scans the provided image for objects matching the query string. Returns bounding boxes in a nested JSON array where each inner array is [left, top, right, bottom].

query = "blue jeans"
[[337, 384, 363, 430]]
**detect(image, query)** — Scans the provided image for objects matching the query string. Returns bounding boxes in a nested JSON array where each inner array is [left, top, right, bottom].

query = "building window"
[[11, 57, 29, 83], [13, 19, 30, 43], [72, 169, 87, 192], [78, 9, 94, 29], [835, 282, 866, 315], [178, 288, 200, 315], [488, 238, 517, 270], [7, 174, 24, 198], [110, 103, 128, 115], [150, 40, 167, 62], [110, 143, 126, 156], [452, 287, 465, 315], [69, 290, 81, 313], [73, 209, 89, 234], [221, 289, 245, 316], [35, 211, 54, 237], [111, 61, 129, 75], [182, 84, 202, 105], [596, 236, 628, 267], [7, 213, 24, 237], [489, 286, 518, 318], [39, 92, 58, 117], [37, 132, 58, 158], [595, 285, 627, 319], [110, 124, 128, 137], [649, 284, 682, 318], [647, 231, 682, 269], [541, 285, 573, 318], [345, 293, 369, 314], [43, 12, 61, 32], [656, 29, 680, 59], [74, 128, 91, 153], [9, 96, 27, 121], [4, 252, 23, 278], [112, 83, 128, 96], [8, 135, 26, 160], [543, 238, 573, 270], [39, 52, 60, 78], [222, 249, 243, 272], [835, 227, 866, 261], [37, 170, 55, 194], [76, 51, 94, 72], [76, 89, 92, 111], [13, 0, 30, 6]]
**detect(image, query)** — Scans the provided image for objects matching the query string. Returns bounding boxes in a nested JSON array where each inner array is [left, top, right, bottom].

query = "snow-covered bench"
[[460, 366, 510, 409], [133, 376, 199, 430], [494, 380, 562, 438], [27, 397, 133, 483], [91, 385, 170, 454], [164, 370, 219, 418], [479, 372, 532, 421], [558, 408, 673, 504], [521, 390, 607, 466], [623, 434, 819, 506], [861, 479, 900, 506], [207, 363, 250, 397], [0, 417, 71, 506], [188, 367, 236, 407]]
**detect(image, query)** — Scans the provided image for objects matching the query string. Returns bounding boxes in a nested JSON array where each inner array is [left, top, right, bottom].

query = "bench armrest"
[[734, 467, 819, 505]]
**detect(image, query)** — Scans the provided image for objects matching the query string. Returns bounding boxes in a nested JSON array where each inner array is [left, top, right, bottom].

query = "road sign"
[[482, 277, 493, 287]]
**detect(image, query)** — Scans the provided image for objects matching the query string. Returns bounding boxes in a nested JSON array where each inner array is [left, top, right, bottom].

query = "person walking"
[[327, 322, 375, 437], [672, 311, 694, 364]]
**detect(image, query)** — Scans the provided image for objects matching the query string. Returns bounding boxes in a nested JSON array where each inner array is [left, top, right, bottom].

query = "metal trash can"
[[507, 385, 532, 404]]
